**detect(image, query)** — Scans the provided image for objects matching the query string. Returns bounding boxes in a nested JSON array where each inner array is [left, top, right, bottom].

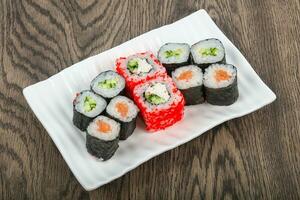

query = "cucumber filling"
[[127, 58, 153, 75], [84, 96, 97, 112], [144, 83, 170, 105], [199, 47, 218, 56], [98, 78, 118, 89], [164, 48, 182, 58]]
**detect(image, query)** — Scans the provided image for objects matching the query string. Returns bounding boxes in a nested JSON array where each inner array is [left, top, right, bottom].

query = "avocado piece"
[[127, 59, 139, 73], [84, 96, 97, 112], [98, 78, 118, 89], [164, 48, 182, 58], [145, 93, 167, 105], [200, 47, 218, 56]]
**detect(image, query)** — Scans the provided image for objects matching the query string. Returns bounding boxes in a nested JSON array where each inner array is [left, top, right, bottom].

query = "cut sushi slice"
[[91, 70, 125, 100], [73, 90, 107, 131], [116, 52, 166, 93], [132, 76, 185, 132], [158, 43, 190, 75], [106, 96, 139, 140], [172, 65, 204, 105], [203, 64, 239, 105], [191, 38, 226, 70], [86, 115, 120, 160]]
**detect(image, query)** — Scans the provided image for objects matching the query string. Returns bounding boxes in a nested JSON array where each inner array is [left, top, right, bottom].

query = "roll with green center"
[[73, 90, 107, 131]]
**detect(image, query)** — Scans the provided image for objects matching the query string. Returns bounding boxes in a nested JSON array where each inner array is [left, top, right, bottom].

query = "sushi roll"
[[91, 70, 125, 101], [172, 65, 204, 105], [116, 52, 166, 93], [203, 64, 239, 105], [158, 43, 190, 75], [132, 76, 185, 132], [191, 38, 226, 70], [73, 90, 107, 131], [86, 115, 120, 160], [106, 96, 139, 140]]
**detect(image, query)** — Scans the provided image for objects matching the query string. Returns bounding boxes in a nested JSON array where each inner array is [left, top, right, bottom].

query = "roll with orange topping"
[[106, 96, 139, 140], [203, 64, 239, 105], [172, 65, 204, 105], [86, 115, 120, 160]]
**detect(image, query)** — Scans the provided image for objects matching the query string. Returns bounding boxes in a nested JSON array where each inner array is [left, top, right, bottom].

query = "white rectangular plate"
[[23, 10, 276, 190]]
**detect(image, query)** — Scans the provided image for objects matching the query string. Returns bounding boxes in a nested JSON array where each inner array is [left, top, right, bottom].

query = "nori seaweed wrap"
[[90, 70, 126, 102], [86, 115, 120, 160], [106, 96, 139, 140], [172, 65, 204, 105], [73, 90, 107, 131], [191, 38, 226, 70], [203, 64, 239, 105], [158, 43, 191, 76]]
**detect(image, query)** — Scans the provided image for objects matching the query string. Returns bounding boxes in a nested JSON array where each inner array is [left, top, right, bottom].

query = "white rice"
[[158, 43, 190, 64], [87, 115, 120, 141], [191, 38, 225, 64], [203, 64, 237, 89], [91, 70, 125, 98], [172, 65, 203, 90], [74, 91, 107, 118], [106, 96, 139, 122]]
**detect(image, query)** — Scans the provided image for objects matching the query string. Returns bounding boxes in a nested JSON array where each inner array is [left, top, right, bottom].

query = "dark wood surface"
[[1, 0, 300, 199]]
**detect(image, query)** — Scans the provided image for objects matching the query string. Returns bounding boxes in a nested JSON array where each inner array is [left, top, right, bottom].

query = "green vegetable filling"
[[98, 78, 118, 89], [127, 59, 139, 73], [84, 96, 97, 112], [164, 49, 182, 58], [199, 47, 218, 56], [145, 93, 167, 105]]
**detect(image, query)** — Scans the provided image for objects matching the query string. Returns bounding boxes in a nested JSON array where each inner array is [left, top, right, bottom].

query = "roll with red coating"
[[132, 76, 185, 132]]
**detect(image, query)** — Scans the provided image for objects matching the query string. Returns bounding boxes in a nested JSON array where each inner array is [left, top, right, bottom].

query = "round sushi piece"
[[172, 65, 204, 105], [191, 38, 226, 70], [106, 96, 139, 140], [73, 90, 107, 131], [116, 52, 166, 93], [132, 76, 185, 132], [91, 70, 125, 101], [158, 43, 191, 75], [86, 115, 120, 160], [203, 64, 239, 105]]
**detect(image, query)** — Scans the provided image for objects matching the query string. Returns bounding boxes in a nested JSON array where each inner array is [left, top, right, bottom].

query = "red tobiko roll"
[[132, 75, 185, 132], [116, 52, 166, 94]]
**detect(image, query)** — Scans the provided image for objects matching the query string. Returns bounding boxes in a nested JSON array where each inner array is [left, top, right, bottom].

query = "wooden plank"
[[0, 0, 299, 199]]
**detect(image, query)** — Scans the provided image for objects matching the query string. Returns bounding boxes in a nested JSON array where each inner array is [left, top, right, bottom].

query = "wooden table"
[[1, 0, 299, 199]]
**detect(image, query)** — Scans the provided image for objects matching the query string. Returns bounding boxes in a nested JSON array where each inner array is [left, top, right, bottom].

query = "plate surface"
[[23, 9, 276, 190]]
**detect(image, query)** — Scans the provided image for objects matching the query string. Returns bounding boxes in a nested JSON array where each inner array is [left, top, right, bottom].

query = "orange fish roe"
[[97, 120, 111, 133], [116, 102, 129, 118], [215, 69, 231, 82], [177, 70, 193, 81]]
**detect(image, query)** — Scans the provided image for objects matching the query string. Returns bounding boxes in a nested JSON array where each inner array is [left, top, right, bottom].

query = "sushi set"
[[23, 10, 276, 190], [75, 39, 239, 161]]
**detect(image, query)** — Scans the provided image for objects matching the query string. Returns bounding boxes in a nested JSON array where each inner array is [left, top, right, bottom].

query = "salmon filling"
[[215, 69, 231, 82], [97, 120, 111, 133], [177, 70, 193, 81], [116, 102, 129, 118]]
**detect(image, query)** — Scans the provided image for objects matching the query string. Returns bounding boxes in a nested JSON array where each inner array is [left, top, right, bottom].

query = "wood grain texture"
[[0, 0, 300, 199]]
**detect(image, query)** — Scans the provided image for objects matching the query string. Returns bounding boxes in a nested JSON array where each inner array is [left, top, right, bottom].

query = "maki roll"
[[86, 115, 120, 160], [158, 43, 190, 75], [116, 52, 166, 93], [203, 64, 239, 105], [172, 65, 204, 105], [191, 38, 226, 70], [91, 70, 125, 101], [132, 76, 185, 132], [106, 96, 139, 140], [73, 90, 107, 131]]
